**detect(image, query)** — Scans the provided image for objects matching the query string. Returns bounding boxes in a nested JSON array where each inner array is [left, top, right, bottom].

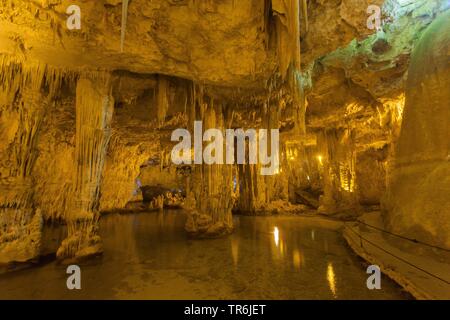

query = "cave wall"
[[302, 0, 447, 214], [355, 146, 388, 206], [383, 11, 450, 249], [33, 96, 75, 221], [0, 58, 70, 262]]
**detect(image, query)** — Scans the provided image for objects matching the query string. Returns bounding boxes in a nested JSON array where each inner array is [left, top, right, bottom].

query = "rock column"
[[57, 74, 114, 261]]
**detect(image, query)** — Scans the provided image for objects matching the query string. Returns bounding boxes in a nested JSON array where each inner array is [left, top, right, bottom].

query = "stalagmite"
[[57, 73, 114, 261]]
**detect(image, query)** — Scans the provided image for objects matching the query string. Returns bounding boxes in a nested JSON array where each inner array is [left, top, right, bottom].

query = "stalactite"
[[9, 63, 80, 224], [301, 0, 308, 33], [156, 75, 170, 127], [317, 128, 358, 214], [12, 91, 46, 178], [57, 73, 114, 261], [271, 0, 301, 79], [74, 76, 114, 213], [236, 100, 285, 214], [183, 84, 234, 238], [0, 55, 64, 263], [121, 0, 129, 52], [0, 55, 79, 105], [270, 0, 306, 145]]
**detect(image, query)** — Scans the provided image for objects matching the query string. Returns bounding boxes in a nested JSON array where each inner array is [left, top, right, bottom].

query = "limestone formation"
[[0, 1, 448, 301], [383, 10, 450, 250]]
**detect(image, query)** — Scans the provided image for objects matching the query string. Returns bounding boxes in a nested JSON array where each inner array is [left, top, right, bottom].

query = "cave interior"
[[0, 0, 449, 300]]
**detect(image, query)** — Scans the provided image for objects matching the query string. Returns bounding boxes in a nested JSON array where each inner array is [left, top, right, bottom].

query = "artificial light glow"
[[293, 249, 301, 269], [317, 155, 323, 165], [327, 263, 337, 298], [273, 227, 279, 247]]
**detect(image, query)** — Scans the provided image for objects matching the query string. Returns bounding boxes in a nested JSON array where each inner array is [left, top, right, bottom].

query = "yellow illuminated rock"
[[0, 0, 448, 300]]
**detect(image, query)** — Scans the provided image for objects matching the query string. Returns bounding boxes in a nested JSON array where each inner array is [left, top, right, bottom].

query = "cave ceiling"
[[0, 0, 273, 88], [0, 0, 447, 118]]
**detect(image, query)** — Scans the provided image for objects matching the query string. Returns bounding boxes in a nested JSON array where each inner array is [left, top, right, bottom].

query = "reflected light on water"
[[327, 262, 337, 298], [293, 249, 301, 270], [231, 238, 239, 267], [273, 227, 279, 247], [0, 212, 409, 299]]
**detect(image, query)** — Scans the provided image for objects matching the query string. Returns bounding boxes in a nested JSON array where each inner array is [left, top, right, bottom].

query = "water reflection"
[[327, 263, 337, 298], [293, 249, 302, 270], [0, 211, 409, 300], [273, 226, 279, 247], [231, 238, 239, 268]]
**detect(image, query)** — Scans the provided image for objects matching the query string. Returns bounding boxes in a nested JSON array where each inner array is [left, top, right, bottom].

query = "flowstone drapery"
[[0, 57, 67, 263]]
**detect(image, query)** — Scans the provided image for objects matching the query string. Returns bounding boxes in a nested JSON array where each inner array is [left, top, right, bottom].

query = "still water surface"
[[0, 211, 409, 299]]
